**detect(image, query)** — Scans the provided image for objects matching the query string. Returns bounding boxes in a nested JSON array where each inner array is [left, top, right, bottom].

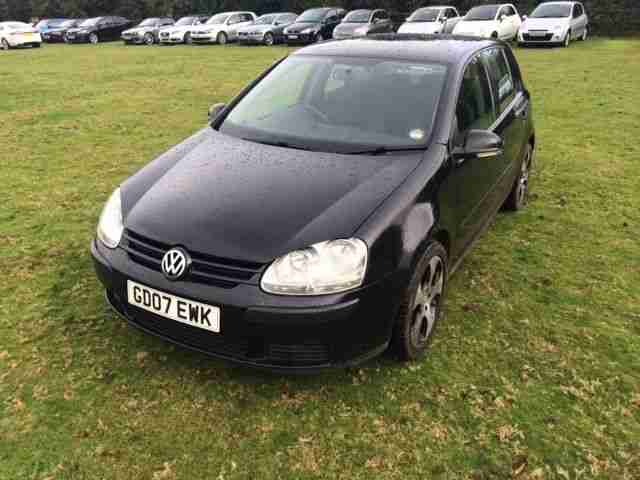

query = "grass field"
[[1, 39, 639, 479]]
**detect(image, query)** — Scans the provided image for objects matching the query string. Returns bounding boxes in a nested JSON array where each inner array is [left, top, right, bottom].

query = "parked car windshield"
[[138, 18, 159, 27], [343, 10, 371, 23], [254, 15, 275, 25], [35, 19, 65, 29], [297, 9, 329, 23], [409, 8, 440, 22], [80, 18, 101, 27], [59, 19, 80, 28], [207, 14, 230, 25], [530, 4, 572, 18], [465, 6, 500, 21], [175, 17, 196, 26], [219, 56, 448, 153]]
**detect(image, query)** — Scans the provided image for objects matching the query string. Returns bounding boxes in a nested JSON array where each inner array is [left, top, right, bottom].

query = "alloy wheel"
[[218, 32, 227, 45], [90, 33, 98, 44], [409, 256, 444, 349], [264, 32, 274, 46], [185, 32, 192, 44], [316, 33, 324, 43], [1, 39, 9, 50], [564, 31, 571, 47], [581, 28, 588, 41], [516, 150, 531, 208], [144, 33, 154, 45]]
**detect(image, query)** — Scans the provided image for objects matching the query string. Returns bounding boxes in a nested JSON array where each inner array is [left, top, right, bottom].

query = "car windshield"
[[80, 18, 101, 27], [219, 56, 448, 153], [297, 9, 329, 23], [465, 6, 500, 21], [175, 17, 196, 26], [138, 18, 158, 27], [59, 19, 79, 28], [207, 14, 229, 25], [530, 4, 572, 18], [409, 8, 440, 22], [343, 10, 371, 23], [255, 15, 276, 25]]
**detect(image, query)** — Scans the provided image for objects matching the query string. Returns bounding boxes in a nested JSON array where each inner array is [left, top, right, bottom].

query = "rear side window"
[[481, 48, 515, 115], [456, 56, 495, 132]]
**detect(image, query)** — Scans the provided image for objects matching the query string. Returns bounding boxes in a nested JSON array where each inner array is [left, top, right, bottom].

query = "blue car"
[[34, 18, 68, 34]]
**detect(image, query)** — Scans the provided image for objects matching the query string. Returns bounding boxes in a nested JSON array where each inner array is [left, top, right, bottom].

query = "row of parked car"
[[1, 2, 589, 51]]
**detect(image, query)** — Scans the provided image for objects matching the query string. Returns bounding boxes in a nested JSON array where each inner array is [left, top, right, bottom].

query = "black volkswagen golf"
[[92, 35, 535, 371]]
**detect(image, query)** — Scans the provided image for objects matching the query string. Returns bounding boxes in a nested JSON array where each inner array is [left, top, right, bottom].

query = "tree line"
[[0, 0, 637, 35]]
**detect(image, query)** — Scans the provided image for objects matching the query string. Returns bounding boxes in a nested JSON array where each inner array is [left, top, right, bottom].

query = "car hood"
[[122, 129, 423, 263], [124, 26, 153, 34], [397, 22, 442, 34], [285, 22, 320, 33], [334, 23, 368, 35], [66, 27, 89, 33], [453, 20, 496, 35], [521, 17, 569, 31], [162, 25, 193, 34], [238, 24, 272, 33]]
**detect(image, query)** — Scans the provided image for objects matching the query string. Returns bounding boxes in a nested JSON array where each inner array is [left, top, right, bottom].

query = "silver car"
[[518, 1, 588, 47]]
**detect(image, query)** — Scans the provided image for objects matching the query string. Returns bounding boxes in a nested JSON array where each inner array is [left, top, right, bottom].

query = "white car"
[[397, 6, 461, 35], [190, 12, 257, 45], [158, 15, 209, 45], [453, 4, 522, 41], [518, 1, 588, 47], [0, 21, 42, 50]]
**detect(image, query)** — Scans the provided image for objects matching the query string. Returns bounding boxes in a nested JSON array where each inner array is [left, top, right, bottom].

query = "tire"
[[580, 27, 588, 41], [563, 30, 571, 47], [89, 33, 98, 44], [316, 32, 324, 43], [144, 33, 154, 45], [491, 31, 498, 39], [1, 38, 10, 50], [504, 143, 533, 211], [217, 32, 227, 45], [263, 32, 274, 46], [392, 242, 448, 362], [184, 32, 192, 45], [33, 43, 41, 48]]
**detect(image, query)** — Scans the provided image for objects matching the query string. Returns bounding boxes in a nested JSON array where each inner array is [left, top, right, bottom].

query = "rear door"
[[480, 47, 529, 206]]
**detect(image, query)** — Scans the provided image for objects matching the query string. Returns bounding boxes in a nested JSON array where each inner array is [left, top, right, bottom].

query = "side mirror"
[[439, 17, 446, 23], [522, 15, 528, 20], [208, 103, 226, 123], [499, 14, 506, 22], [453, 130, 503, 164]]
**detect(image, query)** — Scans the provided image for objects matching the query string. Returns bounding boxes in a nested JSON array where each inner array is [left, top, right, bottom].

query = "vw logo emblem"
[[161, 248, 191, 281]]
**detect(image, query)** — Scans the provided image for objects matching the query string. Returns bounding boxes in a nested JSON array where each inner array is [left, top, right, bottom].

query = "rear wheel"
[[263, 32, 275, 46], [393, 242, 447, 362], [504, 144, 533, 211], [144, 33, 154, 45], [217, 32, 227, 45], [89, 33, 98, 44]]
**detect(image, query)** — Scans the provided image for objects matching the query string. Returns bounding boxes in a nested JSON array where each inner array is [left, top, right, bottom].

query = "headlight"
[[97, 188, 123, 249], [553, 25, 562, 31], [261, 239, 368, 295], [301, 28, 316, 34]]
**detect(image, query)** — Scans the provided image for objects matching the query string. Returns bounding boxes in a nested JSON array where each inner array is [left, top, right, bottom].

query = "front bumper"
[[284, 33, 316, 44], [122, 34, 147, 44], [518, 32, 564, 45], [41, 32, 65, 42], [65, 33, 90, 43], [91, 239, 401, 372], [191, 33, 218, 44], [238, 32, 265, 44], [159, 34, 184, 44]]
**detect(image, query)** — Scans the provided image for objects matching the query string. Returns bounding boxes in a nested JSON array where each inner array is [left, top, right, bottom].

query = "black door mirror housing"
[[208, 103, 226, 123], [453, 130, 503, 163]]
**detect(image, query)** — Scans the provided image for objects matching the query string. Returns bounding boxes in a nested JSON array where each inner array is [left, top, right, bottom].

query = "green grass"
[[1, 39, 639, 480]]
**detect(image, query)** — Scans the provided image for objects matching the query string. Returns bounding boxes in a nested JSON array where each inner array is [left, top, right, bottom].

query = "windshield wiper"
[[242, 138, 312, 151], [343, 146, 426, 156]]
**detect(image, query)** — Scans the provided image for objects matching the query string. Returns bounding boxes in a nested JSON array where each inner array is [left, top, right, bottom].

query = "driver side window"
[[456, 56, 496, 134]]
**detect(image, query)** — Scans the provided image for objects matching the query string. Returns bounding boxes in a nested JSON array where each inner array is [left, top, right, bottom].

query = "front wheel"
[[2, 39, 10, 50], [392, 242, 448, 362], [580, 27, 588, 41], [563, 30, 571, 47], [144, 33, 154, 45], [184, 32, 192, 44], [217, 32, 227, 45], [504, 144, 533, 211], [89, 33, 98, 44], [315, 32, 324, 43], [263, 32, 274, 46]]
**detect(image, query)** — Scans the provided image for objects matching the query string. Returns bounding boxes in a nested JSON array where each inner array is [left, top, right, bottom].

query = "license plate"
[[68, 35, 75, 39], [127, 280, 221, 333], [289, 35, 298, 39], [529, 31, 547, 37]]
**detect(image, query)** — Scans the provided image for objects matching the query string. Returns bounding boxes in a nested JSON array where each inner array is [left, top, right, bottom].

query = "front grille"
[[122, 229, 264, 288], [523, 32, 553, 41], [268, 343, 330, 366]]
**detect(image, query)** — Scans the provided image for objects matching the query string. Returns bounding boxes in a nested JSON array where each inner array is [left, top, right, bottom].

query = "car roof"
[[293, 35, 498, 64]]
